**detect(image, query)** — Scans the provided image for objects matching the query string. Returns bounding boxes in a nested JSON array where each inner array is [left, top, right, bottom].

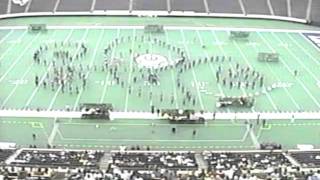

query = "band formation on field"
[[1, 24, 320, 121]]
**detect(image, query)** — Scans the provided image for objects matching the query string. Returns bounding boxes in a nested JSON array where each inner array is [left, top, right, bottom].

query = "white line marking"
[[257, 32, 320, 108], [180, 29, 204, 110], [249, 33, 301, 110], [211, 30, 255, 112], [1, 25, 320, 34], [271, 32, 320, 83], [231, 32, 278, 111], [47, 29, 89, 110], [24, 30, 74, 109], [99, 29, 120, 103], [1, 64, 34, 108], [124, 29, 136, 112], [73, 29, 106, 110], [288, 33, 320, 66], [164, 30, 179, 109], [0, 31, 31, 82]]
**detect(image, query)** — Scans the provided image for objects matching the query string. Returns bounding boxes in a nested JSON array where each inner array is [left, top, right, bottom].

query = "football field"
[[1, 17, 320, 150], [1, 27, 320, 112]]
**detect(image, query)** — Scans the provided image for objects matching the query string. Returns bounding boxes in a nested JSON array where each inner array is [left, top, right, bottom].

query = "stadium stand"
[[207, 0, 242, 14], [291, 0, 308, 19], [10, 1, 26, 14], [243, 0, 270, 15], [1, 148, 320, 179], [94, 0, 129, 11], [311, 0, 320, 25], [133, 0, 167, 11], [10, 149, 104, 168], [0, 0, 318, 25], [0, 149, 14, 164], [29, 0, 56, 12], [203, 151, 292, 171], [0, 0, 8, 15], [57, 0, 92, 12], [170, 0, 205, 13], [111, 151, 198, 170], [270, 0, 287, 17], [291, 151, 320, 168]]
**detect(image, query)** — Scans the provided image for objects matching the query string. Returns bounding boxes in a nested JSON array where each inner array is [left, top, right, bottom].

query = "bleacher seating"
[[208, 0, 242, 14], [57, 0, 92, 12], [291, 0, 308, 19], [291, 151, 320, 168], [203, 151, 292, 171], [133, 0, 167, 11], [311, 0, 320, 25], [111, 151, 198, 170], [171, 0, 205, 12], [0, 149, 320, 179], [0, 149, 14, 164], [0, 0, 319, 26], [94, 0, 129, 11], [10, 1, 27, 14], [29, 0, 58, 12], [0, 0, 8, 14], [11, 149, 104, 168], [243, 0, 270, 15], [270, 0, 287, 16]]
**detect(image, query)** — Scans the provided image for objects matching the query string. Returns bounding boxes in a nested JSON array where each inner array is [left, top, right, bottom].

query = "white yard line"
[[231, 34, 278, 111], [99, 29, 120, 103], [48, 118, 59, 146], [299, 32, 320, 55], [4, 30, 58, 108], [210, 30, 261, 112], [0, 32, 40, 84], [180, 29, 205, 110], [164, 30, 179, 109], [0, 29, 13, 45], [271, 32, 320, 83], [124, 29, 136, 112], [47, 29, 89, 111], [257, 32, 320, 108], [248, 124, 260, 149], [0, 31, 28, 83], [72, 29, 105, 110], [287, 33, 320, 67], [1, 64, 34, 108], [24, 30, 72, 109], [195, 30, 230, 113], [249, 36, 301, 110]]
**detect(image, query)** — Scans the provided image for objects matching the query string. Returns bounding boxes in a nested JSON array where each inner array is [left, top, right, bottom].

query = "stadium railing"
[[0, 11, 308, 24]]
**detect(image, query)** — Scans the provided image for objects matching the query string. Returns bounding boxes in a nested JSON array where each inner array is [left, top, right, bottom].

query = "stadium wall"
[[0, 11, 308, 24]]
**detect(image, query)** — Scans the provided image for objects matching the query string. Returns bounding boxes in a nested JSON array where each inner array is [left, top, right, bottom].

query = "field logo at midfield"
[[303, 33, 320, 49]]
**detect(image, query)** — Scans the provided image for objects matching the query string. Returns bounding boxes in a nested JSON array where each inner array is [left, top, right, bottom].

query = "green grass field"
[[1, 28, 320, 112], [1, 17, 320, 150], [1, 117, 320, 150]]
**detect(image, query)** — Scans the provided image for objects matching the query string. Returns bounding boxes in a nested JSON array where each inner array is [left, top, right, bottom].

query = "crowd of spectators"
[[290, 151, 320, 168], [111, 151, 198, 171], [10, 149, 104, 168], [0, 149, 15, 164], [0, 148, 320, 179]]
